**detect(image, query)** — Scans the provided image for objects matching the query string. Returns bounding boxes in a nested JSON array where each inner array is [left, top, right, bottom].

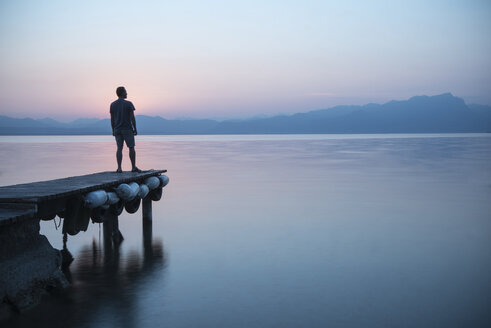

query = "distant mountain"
[[211, 93, 491, 134], [70, 118, 102, 126], [1, 93, 490, 135]]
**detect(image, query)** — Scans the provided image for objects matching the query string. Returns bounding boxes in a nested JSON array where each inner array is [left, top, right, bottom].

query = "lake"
[[1, 134, 490, 328]]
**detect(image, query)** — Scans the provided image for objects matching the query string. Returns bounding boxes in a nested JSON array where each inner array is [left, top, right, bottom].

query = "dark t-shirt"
[[110, 98, 135, 133]]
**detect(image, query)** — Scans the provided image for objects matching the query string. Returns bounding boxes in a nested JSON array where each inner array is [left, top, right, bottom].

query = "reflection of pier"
[[0, 170, 169, 314], [57, 230, 165, 328], [6, 226, 166, 327]]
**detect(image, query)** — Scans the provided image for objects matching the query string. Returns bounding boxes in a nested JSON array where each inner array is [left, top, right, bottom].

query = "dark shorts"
[[115, 129, 135, 148]]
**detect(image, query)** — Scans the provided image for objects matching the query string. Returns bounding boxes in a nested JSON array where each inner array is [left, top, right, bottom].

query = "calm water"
[[1, 134, 491, 328]]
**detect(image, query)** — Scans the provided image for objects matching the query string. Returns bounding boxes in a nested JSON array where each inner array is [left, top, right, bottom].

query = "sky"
[[0, 0, 490, 121]]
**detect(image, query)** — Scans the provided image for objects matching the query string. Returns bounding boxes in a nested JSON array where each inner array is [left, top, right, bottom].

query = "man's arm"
[[131, 110, 137, 136], [110, 107, 115, 136]]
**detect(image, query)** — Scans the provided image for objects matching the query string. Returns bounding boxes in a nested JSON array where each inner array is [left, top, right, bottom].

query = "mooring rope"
[[63, 232, 68, 249], [53, 216, 62, 230]]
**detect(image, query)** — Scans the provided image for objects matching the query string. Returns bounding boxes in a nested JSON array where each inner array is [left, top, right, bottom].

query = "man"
[[110, 86, 141, 173]]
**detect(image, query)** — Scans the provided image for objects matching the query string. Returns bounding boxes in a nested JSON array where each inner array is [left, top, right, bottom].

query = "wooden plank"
[[0, 169, 167, 204]]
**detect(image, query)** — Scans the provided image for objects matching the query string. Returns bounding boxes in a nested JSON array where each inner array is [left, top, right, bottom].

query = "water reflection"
[[6, 221, 166, 328]]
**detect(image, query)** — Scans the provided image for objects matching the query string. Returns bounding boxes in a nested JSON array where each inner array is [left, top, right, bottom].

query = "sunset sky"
[[1, 0, 490, 121]]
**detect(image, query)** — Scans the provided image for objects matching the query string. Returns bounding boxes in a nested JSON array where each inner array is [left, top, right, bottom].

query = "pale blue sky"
[[1, 0, 490, 120]]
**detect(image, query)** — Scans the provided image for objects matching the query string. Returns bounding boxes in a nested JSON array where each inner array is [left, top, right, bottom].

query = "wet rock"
[[0, 218, 69, 313]]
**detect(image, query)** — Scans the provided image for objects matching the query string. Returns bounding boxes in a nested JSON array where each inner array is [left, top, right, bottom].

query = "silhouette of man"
[[110, 86, 141, 173]]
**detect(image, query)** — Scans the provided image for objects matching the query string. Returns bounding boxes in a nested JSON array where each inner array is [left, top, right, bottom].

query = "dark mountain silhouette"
[[211, 93, 491, 133], [1, 93, 490, 135]]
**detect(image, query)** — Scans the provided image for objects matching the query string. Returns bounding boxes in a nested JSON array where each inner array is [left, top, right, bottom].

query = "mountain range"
[[1, 93, 490, 135]]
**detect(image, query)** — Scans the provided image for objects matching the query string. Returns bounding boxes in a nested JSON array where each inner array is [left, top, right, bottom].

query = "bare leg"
[[116, 146, 123, 172], [129, 147, 136, 170]]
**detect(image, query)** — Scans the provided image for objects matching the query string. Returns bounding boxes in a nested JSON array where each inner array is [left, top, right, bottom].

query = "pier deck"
[[0, 170, 166, 204], [0, 169, 166, 225]]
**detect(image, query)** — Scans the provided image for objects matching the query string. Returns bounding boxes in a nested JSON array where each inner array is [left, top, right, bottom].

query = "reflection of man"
[[110, 86, 141, 173]]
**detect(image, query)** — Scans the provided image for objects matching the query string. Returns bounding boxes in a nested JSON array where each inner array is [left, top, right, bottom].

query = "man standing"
[[110, 86, 141, 173]]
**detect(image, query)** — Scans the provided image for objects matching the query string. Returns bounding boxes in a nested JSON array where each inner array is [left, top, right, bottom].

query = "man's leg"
[[124, 130, 140, 172], [115, 133, 124, 172], [129, 147, 136, 170], [116, 145, 123, 172]]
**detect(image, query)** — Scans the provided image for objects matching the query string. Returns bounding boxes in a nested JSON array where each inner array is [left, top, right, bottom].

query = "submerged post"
[[143, 214, 152, 255], [103, 213, 122, 246], [142, 198, 152, 222], [112, 215, 121, 244], [142, 197, 153, 257], [103, 214, 114, 249]]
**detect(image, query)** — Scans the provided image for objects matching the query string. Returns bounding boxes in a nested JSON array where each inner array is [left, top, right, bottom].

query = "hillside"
[[1, 93, 490, 135]]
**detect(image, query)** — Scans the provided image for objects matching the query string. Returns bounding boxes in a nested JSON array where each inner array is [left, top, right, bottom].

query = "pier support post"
[[112, 215, 121, 244], [103, 213, 122, 246], [142, 198, 153, 257], [142, 198, 152, 222], [103, 215, 113, 250], [142, 215, 152, 256]]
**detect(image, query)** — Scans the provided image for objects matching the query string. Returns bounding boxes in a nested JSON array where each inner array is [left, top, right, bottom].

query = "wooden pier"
[[0, 170, 165, 203], [0, 169, 169, 313], [0, 170, 166, 220]]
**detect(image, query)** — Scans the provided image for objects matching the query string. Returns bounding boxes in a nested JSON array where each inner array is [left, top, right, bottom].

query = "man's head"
[[116, 86, 127, 99]]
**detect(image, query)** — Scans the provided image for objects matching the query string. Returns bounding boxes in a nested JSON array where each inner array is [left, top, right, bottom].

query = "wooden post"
[[142, 214, 152, 257], [142, 198, 152, 257], [103, 212, 122, 246], [142, 197, 152, 222], [112, 215, 121, 244], [103, 214, 113, 250]]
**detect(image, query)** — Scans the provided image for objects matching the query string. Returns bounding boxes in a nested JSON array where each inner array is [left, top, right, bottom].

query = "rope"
[[63, 232, 68, 250], [53, 216, 62, 230]]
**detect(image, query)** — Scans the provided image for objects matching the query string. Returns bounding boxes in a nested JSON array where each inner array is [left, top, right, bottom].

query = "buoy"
[[138, 184, 149, 199], [129, 181, 140, 192], [90, 207, 106, 223], [158, 175, 169, 188], [108, 201, 124, 216], [125, 196, 141, 214], [128, 182, 140, 200], [63, 197, 90, 235], [149, 188, 162, 201], [105, 191, 120, 205], [77, 207, 91, 231], [84, 190, 108, 208], [116, 183, 133, 201], [144, 176, 160, 190]]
